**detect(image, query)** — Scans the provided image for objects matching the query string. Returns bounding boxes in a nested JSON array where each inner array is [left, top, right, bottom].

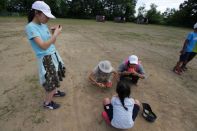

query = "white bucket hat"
[[98, 60, 113, 73], [194, 23, 197, 29], [129, 55, 138, 65], [32, 1, 55, 19]]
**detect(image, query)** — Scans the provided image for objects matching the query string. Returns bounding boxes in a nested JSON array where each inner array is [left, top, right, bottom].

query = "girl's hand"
[[53, 25, 62, 37], [114, 73, 119, 80], [97, 83, 105, 88], [50, 25, 58, 34], [123, 71, 131, 75], [50, 26, 57, 30], [131, 70, 139, 76]]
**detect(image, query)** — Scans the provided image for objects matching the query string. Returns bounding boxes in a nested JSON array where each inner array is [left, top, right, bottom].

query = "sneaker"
[[54, 90, 66, 97], [43, 101, 60, 110]]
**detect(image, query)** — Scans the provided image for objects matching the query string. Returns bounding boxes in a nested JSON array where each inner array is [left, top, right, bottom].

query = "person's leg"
[[103, 98, 113, 121], [103, 98, 110, 105], [45, 89, 56, 104], [132, 99, 140, 121], [186, 52, 196, 63], [43, 88, 60, 110], [173, 53, 189, 74], [181, 52, 196, 70], [42, 55, 61, 109], [174, 61, 182, 71]]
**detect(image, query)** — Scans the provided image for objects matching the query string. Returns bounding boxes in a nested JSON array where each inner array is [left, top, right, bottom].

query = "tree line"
[[0, 0, 137, 21], [0, 0, 196, 27], [137, 0, 197, 27]]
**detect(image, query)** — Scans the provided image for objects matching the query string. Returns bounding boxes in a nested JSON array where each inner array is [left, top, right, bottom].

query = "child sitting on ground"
[[102, 80, 140, 129], [118, 55, 145, 85], [89, 60, 118, 88]]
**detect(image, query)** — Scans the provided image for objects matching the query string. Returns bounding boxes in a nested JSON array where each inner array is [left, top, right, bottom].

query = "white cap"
[[129, 55, 138, 64], [32, 1, 55, 19], [194, 23, 197, 29], [98, 60, 113, 73]]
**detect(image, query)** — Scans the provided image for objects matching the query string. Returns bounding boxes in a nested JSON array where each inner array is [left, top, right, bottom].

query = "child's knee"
[[134, 99, 140, 106], [103, 98, 110, 105]]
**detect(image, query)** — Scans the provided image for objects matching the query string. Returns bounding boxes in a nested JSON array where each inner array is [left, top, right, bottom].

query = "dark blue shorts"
[[187, 52, 196, 62], [179, 52, 192, 62]]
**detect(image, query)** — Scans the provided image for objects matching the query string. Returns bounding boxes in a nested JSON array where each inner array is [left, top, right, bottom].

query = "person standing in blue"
[[173, 23, 197, 75], [25, 1, 66, 110]]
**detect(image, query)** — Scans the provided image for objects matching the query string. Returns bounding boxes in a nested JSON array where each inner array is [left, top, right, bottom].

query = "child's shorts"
[[42, 55, 60, 92], [132, 104, 140, 121], [179, 52, 192, 62], [187, 52, 196, 62], [104, 104, 113, 121]]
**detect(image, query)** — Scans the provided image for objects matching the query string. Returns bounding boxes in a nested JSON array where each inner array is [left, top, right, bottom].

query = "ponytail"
[[120, 96, 128, 111], [28, 9, 35, 23], [116, 80, 131, 111]]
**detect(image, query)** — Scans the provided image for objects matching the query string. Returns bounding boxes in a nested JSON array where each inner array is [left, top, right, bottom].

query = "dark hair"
[[28, 9, 35, 23], [27, 9, 42, 23], [116, 80, 131, 111]]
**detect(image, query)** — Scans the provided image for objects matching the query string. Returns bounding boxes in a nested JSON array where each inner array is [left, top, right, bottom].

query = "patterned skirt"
[[42, 55, 66, 92]]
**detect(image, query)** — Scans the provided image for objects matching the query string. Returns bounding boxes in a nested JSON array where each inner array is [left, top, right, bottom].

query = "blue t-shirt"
[[185, 32, 197, 52], [25, 22, 56, 58]]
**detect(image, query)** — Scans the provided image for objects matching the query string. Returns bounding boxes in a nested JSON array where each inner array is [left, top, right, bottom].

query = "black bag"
[[142, 103, 157, 122]]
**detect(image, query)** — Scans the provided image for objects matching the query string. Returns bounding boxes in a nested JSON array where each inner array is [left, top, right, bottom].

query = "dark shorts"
[[132, 104, 140, 121], [187, 52, 196, 62], [179, 52, 195, 62], [104, 104, 113, 121], [120, 75, 140, 84], [104, 104, 140, 121], [42, 55, 65, 92]]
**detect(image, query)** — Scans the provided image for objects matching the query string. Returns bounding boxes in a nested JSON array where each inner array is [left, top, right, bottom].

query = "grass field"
[[0, 17, 196, 131]]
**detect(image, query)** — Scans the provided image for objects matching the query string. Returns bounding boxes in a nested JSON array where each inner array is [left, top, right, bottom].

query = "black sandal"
[[54, 90, 66, 97]]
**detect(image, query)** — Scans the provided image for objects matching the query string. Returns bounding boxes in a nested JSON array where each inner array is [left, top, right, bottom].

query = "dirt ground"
[[0, 17, 196, 131]]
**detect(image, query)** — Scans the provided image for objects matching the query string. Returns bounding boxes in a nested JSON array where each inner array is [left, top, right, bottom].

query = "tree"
[[162, 8, 176, 24], [103, 0, 136, 21], [124, 0, 136, 21], [137, 4, 146, 18], [0, 0, 7, 12], [175, 0, 197, 26], [0, 0, 137, 21], [163, 0, 197, 27], [44, 0, 69, 18], [146, 3, 162, 24]]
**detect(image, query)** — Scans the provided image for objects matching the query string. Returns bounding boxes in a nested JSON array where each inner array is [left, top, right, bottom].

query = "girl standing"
[[25, 1, 66, 110]]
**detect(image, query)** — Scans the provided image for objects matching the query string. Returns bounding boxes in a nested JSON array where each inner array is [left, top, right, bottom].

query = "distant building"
[[96, 15, 105, 22], [114, 17, 126, 23], [137, 17, 148, 24]]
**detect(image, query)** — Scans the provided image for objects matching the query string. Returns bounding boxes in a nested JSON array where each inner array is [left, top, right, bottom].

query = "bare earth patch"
[[0, 17, 196, 131]]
